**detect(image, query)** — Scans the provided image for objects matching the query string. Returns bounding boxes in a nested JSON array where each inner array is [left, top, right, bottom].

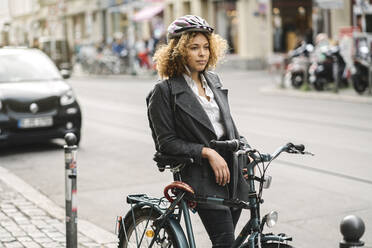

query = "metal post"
[[334, 57, 339, 93], [64, 133, 78, 248], [128, 0, 136, 75], [368, 59, 372, 95]]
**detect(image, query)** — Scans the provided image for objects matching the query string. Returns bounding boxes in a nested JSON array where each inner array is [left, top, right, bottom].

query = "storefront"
[[352, 0, 372, 33], [271, 0, 313, 52], [213, 1, 238, 53]]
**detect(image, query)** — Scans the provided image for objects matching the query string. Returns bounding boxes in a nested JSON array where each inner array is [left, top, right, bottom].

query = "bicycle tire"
[[118, 207, 179, 248], [241, 242, 294, 248], [260, 243, 294, 248]]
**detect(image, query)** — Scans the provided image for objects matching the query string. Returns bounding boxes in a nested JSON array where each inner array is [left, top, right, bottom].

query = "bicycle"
[[116, 139, 313, 248]]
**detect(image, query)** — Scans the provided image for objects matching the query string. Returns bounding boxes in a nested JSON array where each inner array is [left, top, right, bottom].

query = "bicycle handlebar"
[[209, 140, 311, 163], [209, 139, 240, 152]]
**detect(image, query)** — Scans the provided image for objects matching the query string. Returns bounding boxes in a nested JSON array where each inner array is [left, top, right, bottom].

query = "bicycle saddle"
[[153, 152, 194, 171]]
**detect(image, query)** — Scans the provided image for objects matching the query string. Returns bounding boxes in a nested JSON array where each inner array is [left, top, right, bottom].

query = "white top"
[[183, 73, 225, 139]]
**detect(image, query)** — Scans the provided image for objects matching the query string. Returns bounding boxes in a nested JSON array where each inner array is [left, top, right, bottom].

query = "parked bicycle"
[[116, 140, 313, 248]]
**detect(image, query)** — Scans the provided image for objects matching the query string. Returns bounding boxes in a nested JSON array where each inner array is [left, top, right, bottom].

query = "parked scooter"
[[351, 36, 370, 94], [285, 42, 314, 88], [309, 45, 349, 91]]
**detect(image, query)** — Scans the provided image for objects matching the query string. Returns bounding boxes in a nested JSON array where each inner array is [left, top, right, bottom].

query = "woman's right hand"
[[202, 147, 230, 186]]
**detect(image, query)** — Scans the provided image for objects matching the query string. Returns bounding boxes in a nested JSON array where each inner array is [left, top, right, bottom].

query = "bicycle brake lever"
[[303, 151, 315, 156]]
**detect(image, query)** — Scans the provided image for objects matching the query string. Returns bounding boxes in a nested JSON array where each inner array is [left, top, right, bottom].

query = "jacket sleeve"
[[148, 83, 204, 165]]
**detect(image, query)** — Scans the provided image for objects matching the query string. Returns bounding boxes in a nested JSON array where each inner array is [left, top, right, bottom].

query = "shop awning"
[[133, 4, 164, 22], [315, 0, 343, 9]]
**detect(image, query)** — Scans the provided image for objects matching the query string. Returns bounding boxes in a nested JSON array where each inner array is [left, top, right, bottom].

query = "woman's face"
[[185, 33, 210, 73]]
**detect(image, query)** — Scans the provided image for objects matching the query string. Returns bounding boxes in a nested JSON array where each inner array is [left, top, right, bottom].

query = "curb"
[[0, 166, 117, 245], [260, 86, 372, 104]]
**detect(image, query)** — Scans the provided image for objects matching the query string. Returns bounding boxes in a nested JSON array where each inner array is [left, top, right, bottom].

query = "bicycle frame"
[[121, 142, 310, 247], [123, 162, 289, 248]]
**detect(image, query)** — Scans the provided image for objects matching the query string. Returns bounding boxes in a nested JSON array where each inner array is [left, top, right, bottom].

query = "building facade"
[[1, 0, 370, 69]]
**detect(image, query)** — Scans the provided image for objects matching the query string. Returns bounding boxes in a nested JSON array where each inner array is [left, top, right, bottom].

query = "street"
[[1, 69, 371, 248]]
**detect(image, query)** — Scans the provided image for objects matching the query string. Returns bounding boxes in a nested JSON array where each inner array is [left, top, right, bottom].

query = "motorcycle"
[[285, 42, 314, 88], [308, 45, 349, 91], [351, 36, 370, 94]]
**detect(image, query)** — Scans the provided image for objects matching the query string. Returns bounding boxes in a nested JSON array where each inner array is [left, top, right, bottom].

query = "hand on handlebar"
[[202, 147, 230, 186]]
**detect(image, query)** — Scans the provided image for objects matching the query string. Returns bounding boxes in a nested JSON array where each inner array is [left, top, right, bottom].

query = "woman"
[[148, 15, 250, 248]]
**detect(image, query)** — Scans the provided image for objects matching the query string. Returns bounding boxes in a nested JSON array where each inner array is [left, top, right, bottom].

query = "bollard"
[[64, 133, 78, 248], [340, 215, 365, 248]]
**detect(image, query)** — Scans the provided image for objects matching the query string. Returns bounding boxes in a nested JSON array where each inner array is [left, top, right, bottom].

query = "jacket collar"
[[168, 71, 234, 139], [170, 71, 222, 95]]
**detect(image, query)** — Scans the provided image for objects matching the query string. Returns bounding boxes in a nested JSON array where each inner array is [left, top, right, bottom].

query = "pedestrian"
[[147, 15, 251, 248]]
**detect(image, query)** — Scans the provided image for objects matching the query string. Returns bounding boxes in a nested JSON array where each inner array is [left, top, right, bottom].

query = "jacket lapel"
[[203, 72, 235, 140], [169, 75, 216, 137]]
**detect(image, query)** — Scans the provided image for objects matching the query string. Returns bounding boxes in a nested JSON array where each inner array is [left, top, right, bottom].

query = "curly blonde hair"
[[153, 32, 228, 79]]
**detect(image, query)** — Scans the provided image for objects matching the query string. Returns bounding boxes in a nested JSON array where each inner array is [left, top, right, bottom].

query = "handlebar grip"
[[294, 144, 305, 152], [286, 143, 305, 152], [210, 139, 239, 152]]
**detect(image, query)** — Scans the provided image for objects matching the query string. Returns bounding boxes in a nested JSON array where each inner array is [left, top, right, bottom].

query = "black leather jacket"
[[148, 71, 250, 207]]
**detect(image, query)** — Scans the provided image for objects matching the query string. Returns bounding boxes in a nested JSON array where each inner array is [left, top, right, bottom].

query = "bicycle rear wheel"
[[118, 207, 178, 248]]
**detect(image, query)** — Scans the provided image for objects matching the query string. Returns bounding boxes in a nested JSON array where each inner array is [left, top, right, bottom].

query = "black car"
[[0, 47, 81, 146]]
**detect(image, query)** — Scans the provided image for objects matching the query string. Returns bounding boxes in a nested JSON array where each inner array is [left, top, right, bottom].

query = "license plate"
[[18, 117, 53, 129]]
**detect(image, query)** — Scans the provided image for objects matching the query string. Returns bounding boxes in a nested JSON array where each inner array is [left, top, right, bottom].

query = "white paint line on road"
[[0, 166, 117, 244]]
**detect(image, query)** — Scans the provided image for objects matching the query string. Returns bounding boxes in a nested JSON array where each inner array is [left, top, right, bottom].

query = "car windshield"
[[0, 49, 62, 82]]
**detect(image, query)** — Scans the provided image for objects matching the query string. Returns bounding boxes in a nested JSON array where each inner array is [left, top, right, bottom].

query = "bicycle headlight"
[[60, 90, 75, 106], [265, 211, 278, 228]]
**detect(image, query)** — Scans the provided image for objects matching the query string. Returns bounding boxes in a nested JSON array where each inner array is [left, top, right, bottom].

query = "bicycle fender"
[[168, 216, 189, 248], [123, 202, 164, 221], [123, 203, 189, 248]]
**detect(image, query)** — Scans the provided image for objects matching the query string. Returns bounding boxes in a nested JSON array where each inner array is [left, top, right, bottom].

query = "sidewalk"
[[261, 85, 372, 104], [0, 166, 117, 248]]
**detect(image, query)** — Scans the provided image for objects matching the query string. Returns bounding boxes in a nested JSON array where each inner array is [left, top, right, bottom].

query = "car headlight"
[[264, 211, 278, 228], [60, 90, 75, 106]]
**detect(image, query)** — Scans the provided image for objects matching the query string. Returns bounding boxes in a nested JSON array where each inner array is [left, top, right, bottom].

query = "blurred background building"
[[0, 0, 371, 69]]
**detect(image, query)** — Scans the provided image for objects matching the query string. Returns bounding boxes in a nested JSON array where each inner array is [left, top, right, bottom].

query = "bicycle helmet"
[[167, 15, 214, 41]]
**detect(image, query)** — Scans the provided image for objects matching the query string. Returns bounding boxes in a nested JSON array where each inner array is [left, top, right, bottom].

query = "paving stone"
[[0, 236, 17, 242], [0, 179, 109, 248], [44, 231, 64, 239], [28, 231, 47, 239], [32, 237, 53, 244], [104, 243, 119, 248], [18, 241, 41, 248], [16, 236, 33, 242], [19, 225, 38, 233], [79, 243, 102, 248], [0, 221, 17, 227], [4, 241, 24, 248], [77, 235, 93, 242], [51, 235, 66, 242], [39, 242, 62, 248], [11, 231, 27, 237]]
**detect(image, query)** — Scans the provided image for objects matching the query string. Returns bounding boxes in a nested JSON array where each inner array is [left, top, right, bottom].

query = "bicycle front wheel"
[[118, 207, 178, 248], [241, 242, 294, 248], [260, 243, 294, 248]]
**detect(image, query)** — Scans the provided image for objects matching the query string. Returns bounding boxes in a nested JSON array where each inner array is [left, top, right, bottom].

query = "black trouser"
[[197, 207, 242, 248]]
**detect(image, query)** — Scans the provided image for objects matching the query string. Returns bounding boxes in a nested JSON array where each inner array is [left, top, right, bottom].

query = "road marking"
[[277, 159, 372, 185]]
